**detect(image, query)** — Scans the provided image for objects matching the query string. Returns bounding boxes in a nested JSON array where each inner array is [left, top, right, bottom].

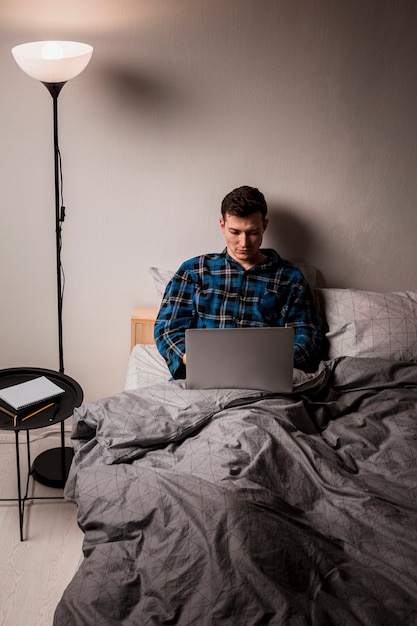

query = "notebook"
[[0, 376, 65, 410], [185, 327, 294, 393]]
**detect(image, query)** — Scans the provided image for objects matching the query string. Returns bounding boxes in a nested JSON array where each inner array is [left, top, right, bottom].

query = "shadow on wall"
[[266, 204, 326, 287], [98, 62, 188, 118]]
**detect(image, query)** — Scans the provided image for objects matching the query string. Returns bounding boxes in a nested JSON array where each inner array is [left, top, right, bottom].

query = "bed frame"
[[130, 307, 158, 349]]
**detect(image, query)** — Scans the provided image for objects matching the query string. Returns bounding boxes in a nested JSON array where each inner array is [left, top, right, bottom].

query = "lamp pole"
[[43, 81, 66, 374]]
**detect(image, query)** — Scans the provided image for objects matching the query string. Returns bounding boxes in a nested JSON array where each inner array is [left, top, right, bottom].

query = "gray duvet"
[[54, 357, 417, 625]]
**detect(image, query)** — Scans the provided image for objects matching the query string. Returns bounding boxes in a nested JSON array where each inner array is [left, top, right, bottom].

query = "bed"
[[54, 269, 417, 625]]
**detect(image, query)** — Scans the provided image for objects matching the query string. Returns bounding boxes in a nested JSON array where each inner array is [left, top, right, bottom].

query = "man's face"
[[220, 212, 268, 268]]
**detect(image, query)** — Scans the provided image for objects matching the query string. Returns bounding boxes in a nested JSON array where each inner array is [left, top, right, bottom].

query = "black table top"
[[0, 367, 83, 431]]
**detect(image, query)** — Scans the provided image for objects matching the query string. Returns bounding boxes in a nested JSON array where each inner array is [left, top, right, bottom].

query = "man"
[[154, 186, 323, 379]]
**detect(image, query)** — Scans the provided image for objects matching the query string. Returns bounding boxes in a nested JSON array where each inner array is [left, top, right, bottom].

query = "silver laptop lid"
[[185, 327, 294, 393]]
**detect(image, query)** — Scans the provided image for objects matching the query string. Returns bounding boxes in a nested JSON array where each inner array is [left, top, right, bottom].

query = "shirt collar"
[[222, 248, 281, 269]]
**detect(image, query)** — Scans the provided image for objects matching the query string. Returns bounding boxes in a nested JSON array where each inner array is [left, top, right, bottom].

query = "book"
[[0, 376, 65, 410]]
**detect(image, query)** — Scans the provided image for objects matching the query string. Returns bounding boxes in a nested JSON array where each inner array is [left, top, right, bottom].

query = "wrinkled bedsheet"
[[54, 358, 417, 625]]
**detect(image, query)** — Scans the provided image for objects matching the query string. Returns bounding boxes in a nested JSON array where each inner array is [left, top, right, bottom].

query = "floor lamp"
[[11, 40, 93, 375], [11, 41, 93, 487]]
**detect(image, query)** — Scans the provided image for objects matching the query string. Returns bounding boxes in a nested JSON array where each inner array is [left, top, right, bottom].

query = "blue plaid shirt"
[[154, 249, 323, 378]]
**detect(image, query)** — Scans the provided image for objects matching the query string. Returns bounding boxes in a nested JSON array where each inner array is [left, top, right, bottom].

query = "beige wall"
[[1, 0, 416, 401]]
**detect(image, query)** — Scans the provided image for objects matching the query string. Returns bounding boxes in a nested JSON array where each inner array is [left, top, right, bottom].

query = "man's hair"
[[221, 186, 267, 219]]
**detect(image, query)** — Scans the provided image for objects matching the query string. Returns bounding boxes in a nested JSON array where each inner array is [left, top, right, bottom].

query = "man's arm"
[[154, 268, 196, 378], [285, 280, 323, 371]]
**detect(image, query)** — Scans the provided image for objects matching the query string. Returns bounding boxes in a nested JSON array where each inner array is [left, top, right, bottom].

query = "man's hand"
[[182, 354, 187, 365]]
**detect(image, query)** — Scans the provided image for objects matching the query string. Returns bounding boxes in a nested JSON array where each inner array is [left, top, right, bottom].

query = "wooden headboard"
[[131, 307, 158, 349]]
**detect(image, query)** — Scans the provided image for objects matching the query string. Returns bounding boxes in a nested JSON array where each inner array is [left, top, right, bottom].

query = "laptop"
[[185, 327, 294, 393]]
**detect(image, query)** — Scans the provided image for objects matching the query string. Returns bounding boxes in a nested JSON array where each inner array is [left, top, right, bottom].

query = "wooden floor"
[[0, 428, 83, 626]]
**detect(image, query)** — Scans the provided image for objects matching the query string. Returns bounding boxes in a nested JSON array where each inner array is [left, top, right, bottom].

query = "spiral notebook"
[[0, 376, 65, 410]]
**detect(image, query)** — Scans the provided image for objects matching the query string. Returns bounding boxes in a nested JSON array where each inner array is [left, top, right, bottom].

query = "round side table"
[[0, 367, 83, 540]]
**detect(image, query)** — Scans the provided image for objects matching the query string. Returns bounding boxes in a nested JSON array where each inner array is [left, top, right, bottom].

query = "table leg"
[[61, 421, 66, 483], [14, 430, 24, 541], [3, 429, 68, 541]]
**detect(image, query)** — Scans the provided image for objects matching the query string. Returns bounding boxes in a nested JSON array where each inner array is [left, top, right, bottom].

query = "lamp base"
[[32, 446, 74, 488]]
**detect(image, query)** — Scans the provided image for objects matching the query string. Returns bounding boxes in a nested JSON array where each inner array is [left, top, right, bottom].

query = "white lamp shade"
[[11, 41, 93, 83]]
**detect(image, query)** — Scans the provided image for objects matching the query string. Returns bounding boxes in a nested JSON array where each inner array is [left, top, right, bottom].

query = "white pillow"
[[149, 267, 175, 300], [125, 344, 171, 390], [316, 288, 417, 361]]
